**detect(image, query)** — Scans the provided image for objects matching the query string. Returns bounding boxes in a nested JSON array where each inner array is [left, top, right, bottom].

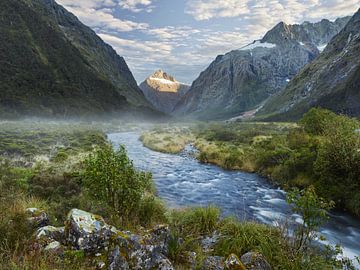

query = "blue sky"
[[57, 0, 360, 84]]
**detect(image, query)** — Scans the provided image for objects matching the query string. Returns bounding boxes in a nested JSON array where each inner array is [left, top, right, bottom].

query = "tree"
[[83, 145, 151, 219], [286, 186, 334, 252]]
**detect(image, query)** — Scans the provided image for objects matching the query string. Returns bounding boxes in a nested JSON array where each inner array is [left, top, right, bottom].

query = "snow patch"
[[317, 44, 327, 52], [299, 41, 305, 46], [149, 77, 177, 85], [240, 40, 276, 51]]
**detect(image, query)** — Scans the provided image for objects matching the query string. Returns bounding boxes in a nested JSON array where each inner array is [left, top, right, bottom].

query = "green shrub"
[[83, 145, 152, 221]]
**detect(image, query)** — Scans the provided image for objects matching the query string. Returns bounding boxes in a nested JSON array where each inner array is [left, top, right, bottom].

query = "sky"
[[56, 0, 360, 84]]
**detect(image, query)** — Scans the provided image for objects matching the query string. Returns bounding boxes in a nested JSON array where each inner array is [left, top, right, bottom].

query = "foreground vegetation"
[[0, 120, 357, 269], [141, 109, 360, 218]]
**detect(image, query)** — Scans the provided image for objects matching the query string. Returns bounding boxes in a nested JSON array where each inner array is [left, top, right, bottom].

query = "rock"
[[26, 208, 49, 228], [108, 225, 174, 270], [143, 224, 171, 254], [36, 226, 65, 246], [44, 241, 64, 255], [108, 245, 129, 270], [224, 254, 246, 270], [240, 252, 271, 270], [201, 231, 220, 253], [65, 209, 117, 253], [202, 256, 225, 270]]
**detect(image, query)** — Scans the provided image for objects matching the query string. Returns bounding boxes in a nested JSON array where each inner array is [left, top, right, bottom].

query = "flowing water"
[[108, 132, 360, 263]]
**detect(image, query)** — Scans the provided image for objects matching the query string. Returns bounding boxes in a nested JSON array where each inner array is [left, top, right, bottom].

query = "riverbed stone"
[[240, 252, 271, 270]]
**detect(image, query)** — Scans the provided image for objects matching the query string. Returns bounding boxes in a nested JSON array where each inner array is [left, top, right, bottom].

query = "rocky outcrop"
[[30, 208, 271, 269], [173, 17, 350, 120], [139, 70, 190, 114], [258, 8, 360, 120], [32, 208, 174, 269]]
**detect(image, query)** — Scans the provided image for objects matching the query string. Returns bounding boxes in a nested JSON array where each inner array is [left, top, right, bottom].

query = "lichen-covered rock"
[[26, 208, 49, 228], [201, 231, 220, 253], [108, 245, 129, 270], [108, 226, 174, 270], [44, 241, 64, 255], [202, 256, 225, 270], [36, 226, 65, 246], [65, 209, 117, 253], [143, 224, 171, 254], [225, 254, 246, 270], [240, 252, 271, 270]]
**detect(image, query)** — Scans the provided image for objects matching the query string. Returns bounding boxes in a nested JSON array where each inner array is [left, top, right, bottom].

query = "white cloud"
[[185, 0, 360, 22], [185, 0, 249, 20], [57, 0, 149, 32], [118, 0, 155, 13]]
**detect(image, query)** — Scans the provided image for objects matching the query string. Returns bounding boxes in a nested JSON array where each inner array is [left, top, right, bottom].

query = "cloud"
[[57, 0, 149, 32], [118, 0, 155, 13], [185, 0, 249, 20], [185, 0, 360, 22]]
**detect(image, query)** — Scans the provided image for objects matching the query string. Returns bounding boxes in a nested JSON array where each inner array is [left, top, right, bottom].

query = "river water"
[[108, 132, 360, 263]]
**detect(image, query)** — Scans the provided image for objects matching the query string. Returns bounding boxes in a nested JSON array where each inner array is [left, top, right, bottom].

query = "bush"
[[83, 145, 152, 221]]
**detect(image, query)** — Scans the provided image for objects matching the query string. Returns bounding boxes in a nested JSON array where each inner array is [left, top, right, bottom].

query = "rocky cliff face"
[[139, 70, 190, 114], [173, 17, 350, 120], [0, 0, 153, 118], [258, 9, 360, 121]]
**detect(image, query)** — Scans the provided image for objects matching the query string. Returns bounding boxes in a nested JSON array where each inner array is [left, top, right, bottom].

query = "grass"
[[140, 126, 195, 154]]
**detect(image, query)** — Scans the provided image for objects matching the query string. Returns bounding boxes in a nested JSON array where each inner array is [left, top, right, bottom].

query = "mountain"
[[139, 70, 190, 114], [0, 0, 154, 118], [257, 9, 360, 121], [173, 17, 350, 120]]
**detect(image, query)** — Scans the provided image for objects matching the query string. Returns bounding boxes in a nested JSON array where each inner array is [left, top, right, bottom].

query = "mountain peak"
[[151, 70, 176, 82]]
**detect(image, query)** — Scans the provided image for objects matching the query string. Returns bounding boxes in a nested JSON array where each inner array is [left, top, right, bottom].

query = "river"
[[108, 132, 360, 263]]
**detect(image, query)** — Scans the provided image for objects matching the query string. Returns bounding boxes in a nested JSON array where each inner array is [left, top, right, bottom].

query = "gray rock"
[[26, 208, 49, 228], [240, 252, 271, 270], [225, 254, 245, 270], [44, 241, 64, 255], [201, 231, 220, 253], [36, 226, 65, 246], [65, 209, 117, 253], [202, 256, 224, 270], [108, 245, 129, 270]]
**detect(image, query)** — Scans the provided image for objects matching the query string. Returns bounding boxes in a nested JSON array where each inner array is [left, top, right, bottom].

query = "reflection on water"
[[108, 132, 360, 262]]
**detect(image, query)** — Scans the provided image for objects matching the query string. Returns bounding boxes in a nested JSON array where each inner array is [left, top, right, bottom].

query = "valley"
[[0, 0, 359, 269]]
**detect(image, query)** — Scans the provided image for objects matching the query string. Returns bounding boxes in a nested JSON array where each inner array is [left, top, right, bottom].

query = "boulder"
[[36, 226, 65, 246], [65, 209, 117, 253], [240, 252, 271, 270], [109, 227, 174, 270], [26, 208, 49, 228], [224, 254, 246, 270], [202, 256, 225, 270]]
